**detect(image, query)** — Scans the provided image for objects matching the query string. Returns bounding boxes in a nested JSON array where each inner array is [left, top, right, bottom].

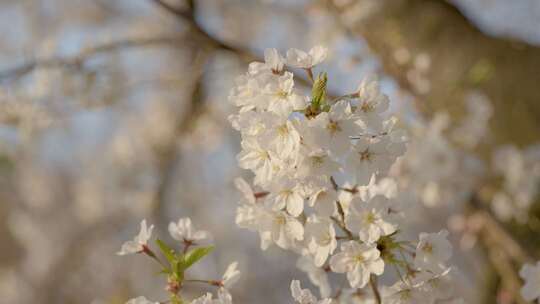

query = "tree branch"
[[150, 46, 210, 228], [148, 0, 322, 94], [0, 35, 186, 82], [369, 275, 382, 304]]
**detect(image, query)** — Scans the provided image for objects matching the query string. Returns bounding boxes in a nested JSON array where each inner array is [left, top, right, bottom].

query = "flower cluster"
[[118, 218, 238, 304], [230, 47, 461, 303]]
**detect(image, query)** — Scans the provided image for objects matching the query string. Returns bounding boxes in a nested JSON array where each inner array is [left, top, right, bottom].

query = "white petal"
[[286, 193, 304, 217], [329, 252, 349, 273]]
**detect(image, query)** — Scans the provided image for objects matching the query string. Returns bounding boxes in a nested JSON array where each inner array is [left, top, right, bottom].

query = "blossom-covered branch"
[[229, 46, 462, 303]]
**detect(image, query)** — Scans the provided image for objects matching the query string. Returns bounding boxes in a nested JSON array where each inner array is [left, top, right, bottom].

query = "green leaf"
[[311, 72, 327, 110], [181, 246, 214, 270], [156, 239, 177, 266]]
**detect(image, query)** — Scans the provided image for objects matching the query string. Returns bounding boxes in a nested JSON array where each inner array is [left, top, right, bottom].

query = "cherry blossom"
[[259, 209, 304, 250], [329, 241, 384, 288], [265, 178, 305, 216], [221, 262, 241, 289], [345, 195, 396, 244], [414, 230, 452, 273], [354, 76, 390, 131], [290, 280, 332, 304], [345, 136, 399, 185], [305, 100, 361, 156], [296, 256, 332, 298], [117, 219, 154, 256], [286, 46, 328, 69], [304, 215, 337, 267], [169, 217, 211, 243]]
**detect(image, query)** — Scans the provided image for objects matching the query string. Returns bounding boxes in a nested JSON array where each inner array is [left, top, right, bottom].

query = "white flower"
[[414, 230, 452, 273], [286, 46, 328, 69], [385, 268, 454, 304], [305, 100, 361, 156], [519, 261, 540, 302], [126, 296, 158, 304], [229, 111, 268, 137], [117, 219, 154, 256], [329, 241, 384, 288], [259, 114, 301, 158], [291, 280, 332, 304], [234, 177, 256, 206], [345, 136, 397, 185], [416, 268, 455, 302], [235, 195, 267, 232], [264, 72, 307, 117], [249, 48, 285, 75], [385, 284, 428, 304], [296, 149, 340, 182], [190, 289, 232, 304], [311, 188, 339, 217], [382, 117, 408, 157], [168, 217, 211, 243], [265, 48, 285, 73], [355, 76, 389, 131], [297, 256, 332, 298], [265, 178, 305, 216], [260, 209, 304, 249], [234, 178, 277, 250], [228, 74, 265, 112], [345, 195, 396, 244], [222, 262, 241, 289], [216, 288, 233, 304], [191, 293, 213, 304], [236, 137, 278, 186], [305, 215, 337, 267]]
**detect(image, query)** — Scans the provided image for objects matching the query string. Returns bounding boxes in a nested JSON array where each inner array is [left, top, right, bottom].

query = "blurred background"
[[0, 0, 539, 303]]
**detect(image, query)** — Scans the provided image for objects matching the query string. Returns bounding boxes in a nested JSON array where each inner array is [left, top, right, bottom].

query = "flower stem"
[[142, 245, 168, 269], [185, 279, 221, 286], [304, 68, 314, 83]]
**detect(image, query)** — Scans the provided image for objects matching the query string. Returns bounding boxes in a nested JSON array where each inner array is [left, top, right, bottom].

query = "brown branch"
[[369, 275, 382, 304], [473, 210, 535, 264], [150, 47, 210, 228], [480, 214, 529, 304], [0, 35, 186, 82], [148, 0, 328, 95], [331, 201, 355, 240], [467, 195, 534, 303], [150, 0, 252, 57]]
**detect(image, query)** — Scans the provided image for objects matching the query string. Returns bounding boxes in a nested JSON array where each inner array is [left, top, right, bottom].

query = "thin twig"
[[331, 201, 355, 240], [0, 36, 186, 82], [148, 0, 335, 97], [369, 275, 382, 304]]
